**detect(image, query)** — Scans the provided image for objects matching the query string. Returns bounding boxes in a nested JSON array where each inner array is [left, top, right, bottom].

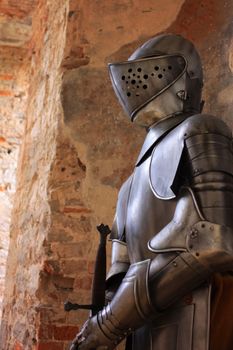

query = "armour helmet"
[[109, 34, 203, 122]]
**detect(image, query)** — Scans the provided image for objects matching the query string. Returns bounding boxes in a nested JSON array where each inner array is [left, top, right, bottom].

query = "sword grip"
[[91, 224, 111, 316]]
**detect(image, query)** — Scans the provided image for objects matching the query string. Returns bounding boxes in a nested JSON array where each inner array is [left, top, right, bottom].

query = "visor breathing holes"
[[116, 56, 186, 105]]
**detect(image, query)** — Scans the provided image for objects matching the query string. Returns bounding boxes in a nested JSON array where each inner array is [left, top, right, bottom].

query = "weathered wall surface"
[[0, 0, 36, 47], [0, 0, 69, 349], [0, 0, 233, 350], [168, 0, 233, 126], [0, 0, 37, 319], [0, 46, 29, 320]]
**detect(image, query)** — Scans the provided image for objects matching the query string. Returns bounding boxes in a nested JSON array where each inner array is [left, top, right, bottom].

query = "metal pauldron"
[[149, 113, 233, 199]]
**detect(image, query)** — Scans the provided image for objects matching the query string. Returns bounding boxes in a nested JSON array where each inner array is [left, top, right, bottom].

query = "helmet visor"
[[109, 54, 187, 121]]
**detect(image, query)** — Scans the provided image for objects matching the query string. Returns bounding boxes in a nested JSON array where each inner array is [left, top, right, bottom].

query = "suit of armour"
[[71, 34, 233, 350]]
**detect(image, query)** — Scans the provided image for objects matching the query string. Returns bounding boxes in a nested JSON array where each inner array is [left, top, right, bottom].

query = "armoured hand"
[[70, 317, 115, 350]]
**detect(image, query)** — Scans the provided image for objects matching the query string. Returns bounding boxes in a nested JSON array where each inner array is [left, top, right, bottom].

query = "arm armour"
[[90, 115, 233, 349], [105, 177, 132, 302], [105, 235, 130, 303]]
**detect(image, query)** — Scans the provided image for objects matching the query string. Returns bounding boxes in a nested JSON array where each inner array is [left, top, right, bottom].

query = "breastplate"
[[125, 155, 177, 263]]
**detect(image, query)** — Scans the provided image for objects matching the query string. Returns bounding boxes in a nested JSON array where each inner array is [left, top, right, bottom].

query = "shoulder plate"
[[149, 114, 232, 199]]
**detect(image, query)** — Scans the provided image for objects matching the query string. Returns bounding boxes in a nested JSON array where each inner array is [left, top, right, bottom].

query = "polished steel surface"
[[111, 240, 129, 265], [106, 240, 130, 281], [109, 54, 186, 120], [187, 221, 233, 271], [110, 175, 133, 241], [148, 188, 202, 253], [109, 34, 203, 121], [97, 260, 156, 348], [136, 113, 187, 166], [149, 113, 233, 199]]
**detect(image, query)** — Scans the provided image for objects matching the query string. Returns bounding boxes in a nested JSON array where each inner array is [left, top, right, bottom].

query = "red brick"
[[52, 275, 75, 291], [87, 260, 95, 274], [14, 341, 23, 350], [37, 342, 64, 350], [61, 259, 87, 275], [53, 325, 79, 341], [43, 261, 55, 275], [0, 74, 14, 80], [63, 207, 92, 214], [0, 136, 6, 142], [0, 90, 13, 96], [38, 324, 53, 340], [0, 0, 37, 19], [74, 275, 92, 290]]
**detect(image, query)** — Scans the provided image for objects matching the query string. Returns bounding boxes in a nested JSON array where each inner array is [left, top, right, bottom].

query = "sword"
[[64, 223, 111, 315]]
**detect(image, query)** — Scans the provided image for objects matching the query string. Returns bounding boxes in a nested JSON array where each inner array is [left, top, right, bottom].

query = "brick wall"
[[0, 0, 69, 348], [0, 0, 37, 18], [0, 0, 36, 323], [0, 1, 37, 47], [0, 46, 29, 319]]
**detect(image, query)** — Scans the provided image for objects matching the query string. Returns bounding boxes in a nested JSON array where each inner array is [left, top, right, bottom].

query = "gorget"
[[136, 113, 188, 166]]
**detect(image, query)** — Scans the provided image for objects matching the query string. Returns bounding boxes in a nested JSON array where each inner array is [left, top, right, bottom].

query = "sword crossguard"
[[64, 301, 96, 312]]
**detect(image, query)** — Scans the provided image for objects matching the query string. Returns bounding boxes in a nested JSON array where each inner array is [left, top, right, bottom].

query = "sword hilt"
[[96, 223, 111, 244], [64, 301, 98, 312]]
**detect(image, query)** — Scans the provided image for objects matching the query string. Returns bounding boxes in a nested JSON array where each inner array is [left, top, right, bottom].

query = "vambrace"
[[100, 259, 155, 344], [95, 252, 209, 348]]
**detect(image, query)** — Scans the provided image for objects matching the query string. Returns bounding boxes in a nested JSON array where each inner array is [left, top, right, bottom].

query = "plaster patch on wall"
[[0, 17, 32, 47], [218, 84, 233, 105], [65, 0, 185, 68]]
